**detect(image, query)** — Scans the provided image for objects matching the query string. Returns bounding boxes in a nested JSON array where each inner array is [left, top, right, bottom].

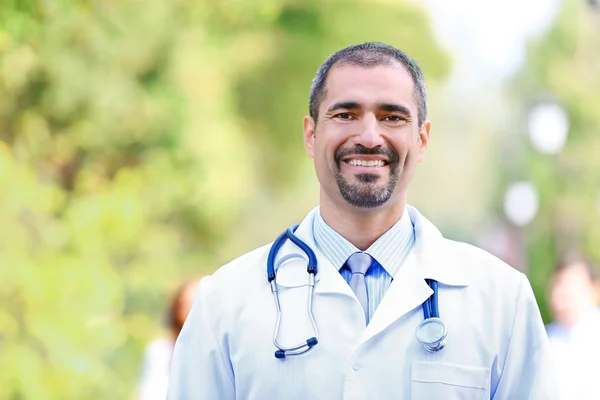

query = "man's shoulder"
[[410, 205, 524, 285], [441, 239, 536, 325], [196, 243, 273, 311], [212, 242, 273, 281], [443, 238, 526, 284]]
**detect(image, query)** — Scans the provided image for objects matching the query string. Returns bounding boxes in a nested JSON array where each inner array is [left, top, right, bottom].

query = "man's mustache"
[[334, 145, 399, 165]]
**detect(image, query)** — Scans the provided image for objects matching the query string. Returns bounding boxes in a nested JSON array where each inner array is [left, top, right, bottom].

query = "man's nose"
[[352, 115, 384, 148]]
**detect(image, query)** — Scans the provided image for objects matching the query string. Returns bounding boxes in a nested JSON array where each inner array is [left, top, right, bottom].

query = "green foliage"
[[0, 0, 449, 398], [510, 0, 600, 322]]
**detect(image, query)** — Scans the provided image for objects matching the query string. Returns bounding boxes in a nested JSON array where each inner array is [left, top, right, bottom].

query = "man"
[[167, 42, 555, 399], [546, 253, 600, 400]]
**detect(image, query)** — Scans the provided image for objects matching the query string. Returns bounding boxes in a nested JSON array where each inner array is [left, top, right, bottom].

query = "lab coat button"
[[352, 364, 360, 371]]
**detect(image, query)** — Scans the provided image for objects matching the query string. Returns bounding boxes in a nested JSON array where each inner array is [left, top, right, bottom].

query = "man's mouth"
[[335, 145, 398, 168], [345, 159, 388, 167]]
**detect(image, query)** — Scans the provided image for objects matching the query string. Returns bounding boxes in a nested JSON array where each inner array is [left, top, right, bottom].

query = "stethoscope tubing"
[[268, 224, 444, 358]]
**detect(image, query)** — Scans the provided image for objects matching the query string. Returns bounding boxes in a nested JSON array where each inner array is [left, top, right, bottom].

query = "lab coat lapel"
[[360, 205, 470, 344], [361, 251, 432, 343], [313, 252, 355, 297]]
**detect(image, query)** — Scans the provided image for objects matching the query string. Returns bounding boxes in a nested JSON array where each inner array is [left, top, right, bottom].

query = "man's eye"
[[335, 113, 353, 120], [383, 115, 404, 122]]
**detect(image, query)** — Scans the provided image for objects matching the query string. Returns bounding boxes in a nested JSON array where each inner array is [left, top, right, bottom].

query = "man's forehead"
[[322, 64, 415, 106]]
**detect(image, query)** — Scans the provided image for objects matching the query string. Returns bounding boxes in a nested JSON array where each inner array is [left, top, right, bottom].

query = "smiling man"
[[167, 42, 556, 400]]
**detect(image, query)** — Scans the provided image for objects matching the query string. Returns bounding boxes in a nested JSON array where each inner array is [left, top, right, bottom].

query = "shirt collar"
[[313, 207, 415, 277]]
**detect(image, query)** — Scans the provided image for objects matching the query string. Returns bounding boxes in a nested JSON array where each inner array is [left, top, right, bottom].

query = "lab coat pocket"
[[411, 361, 490, 400]]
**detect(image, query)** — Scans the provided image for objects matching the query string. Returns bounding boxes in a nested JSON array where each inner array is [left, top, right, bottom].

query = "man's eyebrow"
[[378, 103, 412, 116], [325, 101, 361, 114]]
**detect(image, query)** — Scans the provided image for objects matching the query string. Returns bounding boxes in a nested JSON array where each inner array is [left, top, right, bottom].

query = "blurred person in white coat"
[[546, 253, 600, 400], [167, 42, 556, 399], [138, 279, 198, 400]]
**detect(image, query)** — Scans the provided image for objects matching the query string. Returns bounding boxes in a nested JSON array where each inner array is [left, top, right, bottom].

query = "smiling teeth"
[[347, 160, 385, 167]]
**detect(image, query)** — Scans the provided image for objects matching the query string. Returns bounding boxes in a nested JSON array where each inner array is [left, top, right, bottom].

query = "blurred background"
[[1, 0, 599, 398]]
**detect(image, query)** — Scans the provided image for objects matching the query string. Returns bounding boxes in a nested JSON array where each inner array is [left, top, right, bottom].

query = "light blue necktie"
[[345, 252, 373, 324]]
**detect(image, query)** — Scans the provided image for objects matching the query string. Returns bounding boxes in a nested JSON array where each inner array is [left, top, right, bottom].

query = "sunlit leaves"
[[0, 0, 449, 397], [512, 0, 600, 320]]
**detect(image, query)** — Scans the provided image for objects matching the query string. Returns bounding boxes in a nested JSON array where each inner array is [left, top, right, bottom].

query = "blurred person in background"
[[138, 279, 199, 400], [546, 253, 600, 400], [167, 42, 555, 399]]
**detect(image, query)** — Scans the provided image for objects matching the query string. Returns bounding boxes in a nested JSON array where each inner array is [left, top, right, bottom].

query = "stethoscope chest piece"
[[415, 317, 447, 353], [267, 223, 448, 358]]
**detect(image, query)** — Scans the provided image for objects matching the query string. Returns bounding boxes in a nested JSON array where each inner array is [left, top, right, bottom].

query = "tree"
[[508, 0, 600, 321], [0, 0, 449, 397]]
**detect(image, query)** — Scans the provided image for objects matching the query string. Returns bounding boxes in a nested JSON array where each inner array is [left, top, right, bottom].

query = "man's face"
[[304, 63, 430, 210]]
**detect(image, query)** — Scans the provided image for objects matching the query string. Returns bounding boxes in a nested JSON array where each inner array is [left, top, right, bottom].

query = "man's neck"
[[319, 195, 406, 251]]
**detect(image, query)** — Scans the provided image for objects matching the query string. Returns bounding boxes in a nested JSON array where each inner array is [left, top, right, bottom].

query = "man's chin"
[[340, 189, 392, 209], [353, 173, 382, 184], [346, 198, 389, 209]]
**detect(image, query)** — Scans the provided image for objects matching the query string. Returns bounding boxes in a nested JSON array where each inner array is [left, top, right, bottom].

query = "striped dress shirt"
[[313, 207, 415, 323]]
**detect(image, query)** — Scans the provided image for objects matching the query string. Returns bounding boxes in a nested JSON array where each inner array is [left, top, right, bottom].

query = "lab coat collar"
[[273, 205, 471, 345], [406, 205, 471, 287], [273, 205, 471, 289]]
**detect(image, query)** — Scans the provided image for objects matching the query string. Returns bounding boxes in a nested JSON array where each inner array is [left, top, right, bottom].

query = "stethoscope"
[[267, 224, 448, 359]]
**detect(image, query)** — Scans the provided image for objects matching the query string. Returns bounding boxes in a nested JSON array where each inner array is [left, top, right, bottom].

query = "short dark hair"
[[555, 252, 597, 282], [309, 42, 428, 126]]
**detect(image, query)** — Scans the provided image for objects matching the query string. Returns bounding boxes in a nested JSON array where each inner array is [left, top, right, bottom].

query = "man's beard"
[[334, 145, 400, 208]]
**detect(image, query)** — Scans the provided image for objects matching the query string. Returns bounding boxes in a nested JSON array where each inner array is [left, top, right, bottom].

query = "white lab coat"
[[167, 206, 557, 399]]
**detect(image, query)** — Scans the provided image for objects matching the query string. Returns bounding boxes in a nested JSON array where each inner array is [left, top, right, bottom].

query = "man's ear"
[[417, 120, 431, 163], [304, 115, 316, 158]]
